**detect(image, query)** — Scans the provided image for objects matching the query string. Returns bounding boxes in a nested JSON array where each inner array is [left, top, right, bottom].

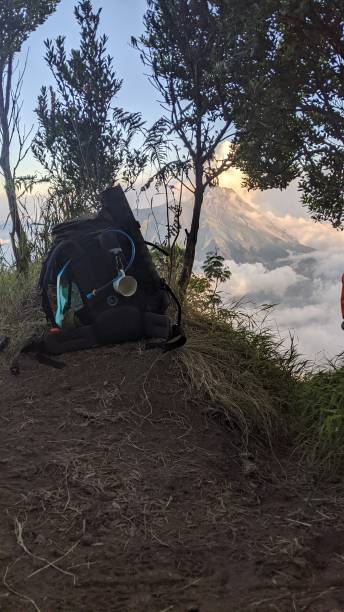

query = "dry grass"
[[0, 263, 46, 360], [176, 309, 301, 447]]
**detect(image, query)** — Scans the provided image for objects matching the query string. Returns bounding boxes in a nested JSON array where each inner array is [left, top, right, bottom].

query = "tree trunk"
[[178, 163, 204, 297], [3, 161, 28, 273], [0, 56, 28, 273]]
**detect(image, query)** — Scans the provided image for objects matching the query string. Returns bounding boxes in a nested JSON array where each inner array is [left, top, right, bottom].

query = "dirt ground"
[[0, 344, 344, 612]]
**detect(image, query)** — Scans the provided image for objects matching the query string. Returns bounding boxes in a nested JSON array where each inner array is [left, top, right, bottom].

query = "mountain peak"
[[135, 186, 312, 266]]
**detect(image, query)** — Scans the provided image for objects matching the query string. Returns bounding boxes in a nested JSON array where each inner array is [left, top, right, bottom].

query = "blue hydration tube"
[[103, 228, 136, 272], [86, 229, 136, 299]]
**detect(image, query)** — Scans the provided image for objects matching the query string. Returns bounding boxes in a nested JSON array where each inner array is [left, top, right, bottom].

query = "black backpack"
[[11, 186, 186, 373]]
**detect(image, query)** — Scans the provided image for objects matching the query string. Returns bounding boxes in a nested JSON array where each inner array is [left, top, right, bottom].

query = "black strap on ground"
[[162, 281, 182, 326], [163, 324, 186, 351], [145, 324, 186, 352], [10, 340, 65, 376]]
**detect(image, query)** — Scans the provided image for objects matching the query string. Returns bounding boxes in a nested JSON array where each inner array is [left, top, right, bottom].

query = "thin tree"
[[0, 0, 60, 271], [133, 0, 239, 296], [33, 0, 146, 223]]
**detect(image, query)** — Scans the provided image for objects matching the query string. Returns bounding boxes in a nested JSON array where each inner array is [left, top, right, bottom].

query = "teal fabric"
[[55, 281, 68, 328], [55, 261, 72, 327], [56, 279, 83, 328]]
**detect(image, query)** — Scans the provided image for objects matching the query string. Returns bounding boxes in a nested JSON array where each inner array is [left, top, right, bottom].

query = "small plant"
[[202, 251, 231, 309], [186, 250, 231, 318]]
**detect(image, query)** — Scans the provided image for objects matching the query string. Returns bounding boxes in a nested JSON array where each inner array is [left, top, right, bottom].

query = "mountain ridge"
[[135, 186, 312, 266]]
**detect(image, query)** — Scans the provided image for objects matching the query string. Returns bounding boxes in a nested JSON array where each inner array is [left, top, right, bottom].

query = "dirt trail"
[[0, 345, 344, 612]]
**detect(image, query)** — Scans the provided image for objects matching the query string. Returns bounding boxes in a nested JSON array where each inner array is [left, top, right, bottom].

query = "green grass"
[[182, 298, 344, 471], [295, 360, 344, 474], [0, 262, 46, 360]]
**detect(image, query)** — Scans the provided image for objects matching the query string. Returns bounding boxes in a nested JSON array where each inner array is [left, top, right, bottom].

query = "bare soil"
[[0, 344, 344, 612]]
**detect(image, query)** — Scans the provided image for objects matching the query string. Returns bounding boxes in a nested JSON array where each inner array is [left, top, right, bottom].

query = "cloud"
[[263, 210, 344, 250], [220, 239, 344, 363], [224, 260, 306, 299], [270, 294, 344, 363], [210, 183, 344, 363]]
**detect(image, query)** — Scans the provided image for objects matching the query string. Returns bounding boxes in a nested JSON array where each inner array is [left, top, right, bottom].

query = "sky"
[[1, 0, 343, 364]]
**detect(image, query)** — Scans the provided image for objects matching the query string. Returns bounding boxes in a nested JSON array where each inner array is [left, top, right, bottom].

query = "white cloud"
[[224, 260, 306, 298], [220, 240, 344, 364], [271, 301, 344, 364], [210, 181, 344, 363], [263, 210, 344, 250]]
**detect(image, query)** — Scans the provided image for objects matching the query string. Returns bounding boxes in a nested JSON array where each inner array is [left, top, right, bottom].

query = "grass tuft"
[[0, 263, 46, 359], [295, 357, 344, 474], [177, 307, 302, 447]]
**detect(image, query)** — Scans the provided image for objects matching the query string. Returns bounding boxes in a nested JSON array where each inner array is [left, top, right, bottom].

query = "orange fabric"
[[341, 274, 344, 319]]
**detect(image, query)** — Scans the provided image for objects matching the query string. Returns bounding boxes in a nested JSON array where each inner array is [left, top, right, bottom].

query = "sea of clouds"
[[212, 149, 344, 364], [218, 200, 344, 364]]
